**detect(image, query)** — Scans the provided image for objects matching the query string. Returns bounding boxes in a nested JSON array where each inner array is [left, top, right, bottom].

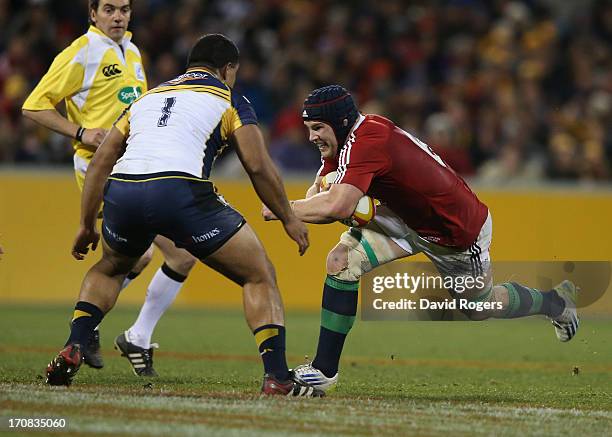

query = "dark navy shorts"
[[102, 172, 245, 259]]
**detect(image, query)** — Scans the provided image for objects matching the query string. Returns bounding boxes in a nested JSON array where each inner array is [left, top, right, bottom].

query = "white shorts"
[[372, 206, 492, 290]]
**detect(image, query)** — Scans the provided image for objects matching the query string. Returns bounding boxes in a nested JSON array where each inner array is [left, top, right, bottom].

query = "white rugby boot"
[[292, 363, 338, 392], [549, 280, 579, 342]]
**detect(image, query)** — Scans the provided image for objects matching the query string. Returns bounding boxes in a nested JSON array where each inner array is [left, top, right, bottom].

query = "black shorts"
[[102, 172, 245, 259]]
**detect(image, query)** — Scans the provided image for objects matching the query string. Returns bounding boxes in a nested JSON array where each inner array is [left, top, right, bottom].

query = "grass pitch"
[[1, 304, 611, 436]]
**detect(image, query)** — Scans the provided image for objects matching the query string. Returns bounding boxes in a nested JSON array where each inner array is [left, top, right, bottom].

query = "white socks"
[[126, 264, 186, 349]]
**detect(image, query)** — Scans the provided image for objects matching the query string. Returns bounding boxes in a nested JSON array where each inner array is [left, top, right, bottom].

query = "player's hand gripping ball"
[[320, 171, 379, 227]]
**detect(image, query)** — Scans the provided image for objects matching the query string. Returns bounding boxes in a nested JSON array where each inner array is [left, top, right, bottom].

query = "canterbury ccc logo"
[[102, 64, 122, 77]]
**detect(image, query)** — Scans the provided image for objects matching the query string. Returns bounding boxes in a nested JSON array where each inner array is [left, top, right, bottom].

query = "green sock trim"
[[528, 288, 543, 314], [321, 308, 355, 334], [325, 275, 359, 292], [502, 282, 520, 317]]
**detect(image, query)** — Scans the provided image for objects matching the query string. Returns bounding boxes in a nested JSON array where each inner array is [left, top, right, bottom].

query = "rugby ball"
[[320, 171, 378, 227]]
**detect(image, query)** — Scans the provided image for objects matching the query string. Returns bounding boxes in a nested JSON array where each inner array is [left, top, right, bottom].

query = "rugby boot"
[[83, 328, 104, 369], [114, 332, 158, 377], [549, 280, 579, 342], [293, 362, 338, 392], [45, 344, 83, 386], [261, 372, 325, 397]]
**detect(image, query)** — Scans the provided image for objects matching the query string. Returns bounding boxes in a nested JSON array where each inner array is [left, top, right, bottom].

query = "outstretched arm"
[[292, 183, 363, 223], [232, 124, 309, 255], [263, 182, 363, 224]]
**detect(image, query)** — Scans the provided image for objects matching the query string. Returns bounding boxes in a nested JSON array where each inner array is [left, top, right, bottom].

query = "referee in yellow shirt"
[[22, 0, 196, 377]]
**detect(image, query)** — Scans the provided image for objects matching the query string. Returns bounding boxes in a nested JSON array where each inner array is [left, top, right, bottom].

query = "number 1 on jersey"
[[158, 97, 176, 127]]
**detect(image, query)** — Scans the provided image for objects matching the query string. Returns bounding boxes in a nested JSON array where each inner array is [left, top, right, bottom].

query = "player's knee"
[[328, 227, 401, 283], [326, 240, 367, 282], [326, 245, 349, 276], [243, 253, 277, 288], [264, 257, 277, 284], [255, 255, 276, 282], [99, 253, 137, 276], [180, 256, 197, 275]]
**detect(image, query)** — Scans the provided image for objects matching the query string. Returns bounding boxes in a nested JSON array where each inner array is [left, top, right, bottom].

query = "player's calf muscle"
[[458, 285, 508, 320], [244, 284, 284, 327]]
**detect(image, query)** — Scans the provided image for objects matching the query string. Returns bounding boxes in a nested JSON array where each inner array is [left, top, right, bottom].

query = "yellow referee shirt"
[[23, 25, 147, 162]]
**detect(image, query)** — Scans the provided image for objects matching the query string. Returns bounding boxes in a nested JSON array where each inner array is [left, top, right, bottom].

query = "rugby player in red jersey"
[[263, 85, 579, 393]]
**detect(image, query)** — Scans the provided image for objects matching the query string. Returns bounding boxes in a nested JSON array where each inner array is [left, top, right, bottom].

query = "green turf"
[[1, 304, 611, 436]]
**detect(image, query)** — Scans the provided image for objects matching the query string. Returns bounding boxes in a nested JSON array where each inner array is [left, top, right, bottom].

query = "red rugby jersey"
[[319, 114, 488, 250]]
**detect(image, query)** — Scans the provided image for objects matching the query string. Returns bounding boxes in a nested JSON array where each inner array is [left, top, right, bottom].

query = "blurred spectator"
[[425, 112, 474, 175], [0, 0, 610, 183]]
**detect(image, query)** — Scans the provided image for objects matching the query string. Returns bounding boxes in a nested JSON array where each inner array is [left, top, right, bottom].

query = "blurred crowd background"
[[0, 0, 611, 183]]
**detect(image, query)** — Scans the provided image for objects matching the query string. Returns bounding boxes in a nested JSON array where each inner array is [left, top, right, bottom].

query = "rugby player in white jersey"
[[23, 0, 196, 376], [44, 34, 323, 397]]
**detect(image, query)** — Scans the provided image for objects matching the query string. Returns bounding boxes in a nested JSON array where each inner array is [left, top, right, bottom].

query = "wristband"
[[75, 127, 86, 142]]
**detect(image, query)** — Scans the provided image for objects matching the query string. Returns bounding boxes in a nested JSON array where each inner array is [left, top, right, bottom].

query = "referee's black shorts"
[[102, 172, 245, 260]]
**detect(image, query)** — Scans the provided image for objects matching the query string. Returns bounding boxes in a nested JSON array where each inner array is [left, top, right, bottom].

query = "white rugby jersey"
[[112, 68, 257, 178]]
